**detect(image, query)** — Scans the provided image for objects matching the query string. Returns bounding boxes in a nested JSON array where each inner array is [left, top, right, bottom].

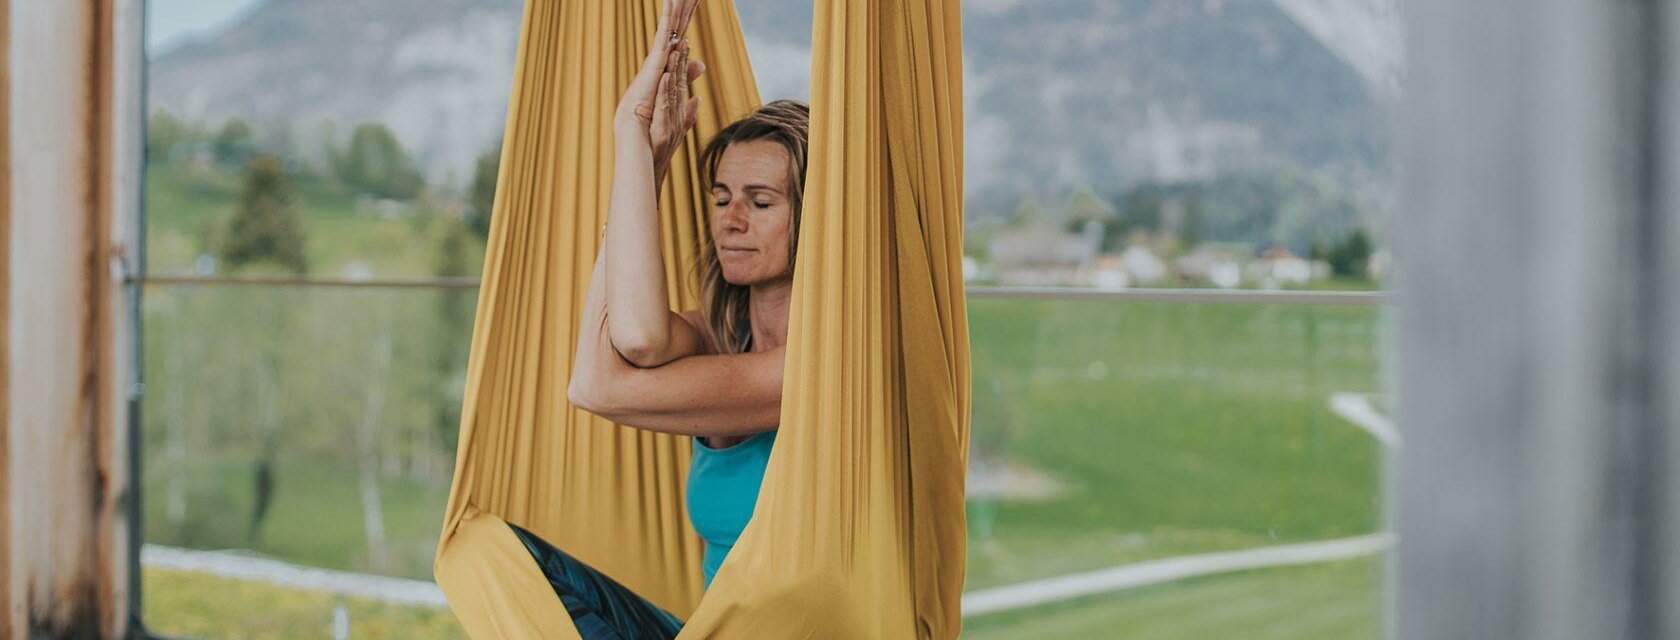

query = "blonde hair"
[[696, 100, 810, 354]]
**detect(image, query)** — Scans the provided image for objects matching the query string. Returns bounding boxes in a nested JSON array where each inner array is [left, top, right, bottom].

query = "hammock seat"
[[433, 0, 969, 637]]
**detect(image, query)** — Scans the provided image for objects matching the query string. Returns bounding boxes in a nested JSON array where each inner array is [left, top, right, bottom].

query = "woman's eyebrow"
[[711, 182, 784, 196]]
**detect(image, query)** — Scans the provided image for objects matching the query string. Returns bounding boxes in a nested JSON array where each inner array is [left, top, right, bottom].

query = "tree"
[[220, 154, 308, 275], [468, 144, 501, 240], [1063, 189, 1122, 252], [1325, 229, 1375, 278], [1189, 167, 1365, 255], [1310, 238, 1333, 263], [218, 153, 308, 543], [432, 218, 475, 451], [148, 110, 187, 164], [332, 123, 424, 200], [1119, 182, 1169, 234], [213, 118, 254, 166], [354, 329, 395, 573], [1008, 198, 1045, 227]]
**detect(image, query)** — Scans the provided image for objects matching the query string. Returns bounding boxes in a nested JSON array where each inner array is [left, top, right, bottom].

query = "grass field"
[[143, 556, 1383, 639], [961, 557, 1385, 639], [145, 163, 484, 278], [963, 298, 1384, 588], [142, 298, 1387, 638], [140, 164, 1389, 638], [143, 568, 462, 639]]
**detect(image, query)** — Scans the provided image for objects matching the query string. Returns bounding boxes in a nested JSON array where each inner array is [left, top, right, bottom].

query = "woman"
[[506, 1, 806, 637]]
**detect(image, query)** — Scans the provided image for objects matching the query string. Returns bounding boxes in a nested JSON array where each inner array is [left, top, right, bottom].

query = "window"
[[138, 1, 1397, 637]]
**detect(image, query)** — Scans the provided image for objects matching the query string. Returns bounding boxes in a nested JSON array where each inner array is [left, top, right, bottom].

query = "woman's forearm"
[[568, 246, 610, 408], [604, 126, 677, 366], [570, 233, 782, 436]]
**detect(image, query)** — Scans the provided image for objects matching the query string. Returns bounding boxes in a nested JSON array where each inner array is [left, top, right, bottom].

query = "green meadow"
[[962, 557, 1385, 639], [144, 556, 1383, 639]]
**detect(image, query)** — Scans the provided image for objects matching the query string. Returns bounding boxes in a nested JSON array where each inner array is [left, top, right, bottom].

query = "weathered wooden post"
[[2, 0, 144, 637]]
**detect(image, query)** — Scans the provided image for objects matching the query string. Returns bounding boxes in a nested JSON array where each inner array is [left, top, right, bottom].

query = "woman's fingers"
[[644, 0, 698, 85], [678, 0, 703, 40], [666, 0, 683, 39], [675, 41, 689, 94], [651, 70, 671, 121], [662, 0, 701, 47], [635, 6, 678, 86], [662, 0, 679, 41], [651, 69, 686, 144], [665, 71, 681, 126], [633, 48, 667, 93], [665, 45, 683, 117], [683, 95, 701, 131], [633, 41, 681, 116], [620, 0, 699, 127]]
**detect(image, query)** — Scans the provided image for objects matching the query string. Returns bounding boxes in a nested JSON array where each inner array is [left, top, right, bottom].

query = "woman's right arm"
[[604, 0, 706, 369]]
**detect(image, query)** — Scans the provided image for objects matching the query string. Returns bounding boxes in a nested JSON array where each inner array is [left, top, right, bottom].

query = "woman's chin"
[[722, 261, 793, 287], [722, 270, 757, 287]]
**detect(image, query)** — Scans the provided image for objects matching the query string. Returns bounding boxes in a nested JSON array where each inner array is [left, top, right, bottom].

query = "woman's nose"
[[718, 201, 748, 232]]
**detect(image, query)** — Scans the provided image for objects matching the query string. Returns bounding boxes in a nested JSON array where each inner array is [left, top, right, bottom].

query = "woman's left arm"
[[579, 346, 785, 437], [570, 249, 784, 437]]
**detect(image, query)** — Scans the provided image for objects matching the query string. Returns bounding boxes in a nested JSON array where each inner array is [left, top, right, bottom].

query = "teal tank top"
[[686, 430, 776, 588]]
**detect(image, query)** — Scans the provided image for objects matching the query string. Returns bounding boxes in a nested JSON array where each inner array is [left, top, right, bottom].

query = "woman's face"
[[710, 139, 794, 286]]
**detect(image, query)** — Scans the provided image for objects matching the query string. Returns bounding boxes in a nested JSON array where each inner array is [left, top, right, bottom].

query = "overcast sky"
[[149, 0, 267, 53]]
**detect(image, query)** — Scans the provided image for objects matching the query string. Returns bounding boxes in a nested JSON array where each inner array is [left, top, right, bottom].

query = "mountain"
[[151, 0, 523, 185], [150, 0, 1392, 212]]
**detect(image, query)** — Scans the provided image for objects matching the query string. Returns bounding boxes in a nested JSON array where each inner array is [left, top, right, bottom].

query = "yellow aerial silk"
[[433, 0, 968, 637]]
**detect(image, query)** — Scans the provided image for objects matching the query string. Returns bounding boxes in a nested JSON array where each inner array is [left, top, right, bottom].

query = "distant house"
[[357, 196, 411, 219], [1210, 262, 1243, 289], [989, 221, 1103, 286], [1176, 246, 1244, 289], [1089, 255, 1131, 290], [342, 260, 374, 280], [183, 144, 217, 175], [1118, 245, 1168, 285], [193, 253, 218, 276], [1248, 246, 1314, 287], [1368, 248, 1392, 282], [962, 255, 985, 283]]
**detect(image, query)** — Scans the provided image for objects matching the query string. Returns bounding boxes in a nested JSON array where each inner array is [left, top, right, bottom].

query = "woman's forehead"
[[715, 140, 790, 188]]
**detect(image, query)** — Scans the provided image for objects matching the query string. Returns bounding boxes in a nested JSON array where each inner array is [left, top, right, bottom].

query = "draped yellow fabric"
[[433, 0, 968, 636]]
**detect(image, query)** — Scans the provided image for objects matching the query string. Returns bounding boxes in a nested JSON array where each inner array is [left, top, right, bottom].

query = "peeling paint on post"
[[4, 0, 139, 637]]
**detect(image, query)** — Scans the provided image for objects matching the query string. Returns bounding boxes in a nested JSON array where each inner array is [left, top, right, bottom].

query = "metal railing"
[[131, 275, 1391, 305]]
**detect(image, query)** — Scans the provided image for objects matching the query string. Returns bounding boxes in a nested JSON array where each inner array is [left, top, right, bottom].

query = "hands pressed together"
[[616, 0, 708, 183]]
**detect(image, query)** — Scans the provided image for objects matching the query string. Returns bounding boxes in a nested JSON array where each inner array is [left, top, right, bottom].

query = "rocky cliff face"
[[152, 0, 523, 183], [151, 0, 1392, 204]]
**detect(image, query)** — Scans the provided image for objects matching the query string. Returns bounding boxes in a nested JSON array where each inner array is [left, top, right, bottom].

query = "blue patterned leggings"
[[507, 523, 686, 640]]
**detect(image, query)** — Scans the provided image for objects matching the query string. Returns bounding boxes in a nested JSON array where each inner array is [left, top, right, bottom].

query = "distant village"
[[965, 212, 1386, 291]]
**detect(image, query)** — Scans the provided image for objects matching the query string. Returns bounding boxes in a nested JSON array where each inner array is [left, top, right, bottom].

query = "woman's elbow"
[[569, 377, 632, 422], [610, 335, 670, 369], [568, 376, 603, 413]]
